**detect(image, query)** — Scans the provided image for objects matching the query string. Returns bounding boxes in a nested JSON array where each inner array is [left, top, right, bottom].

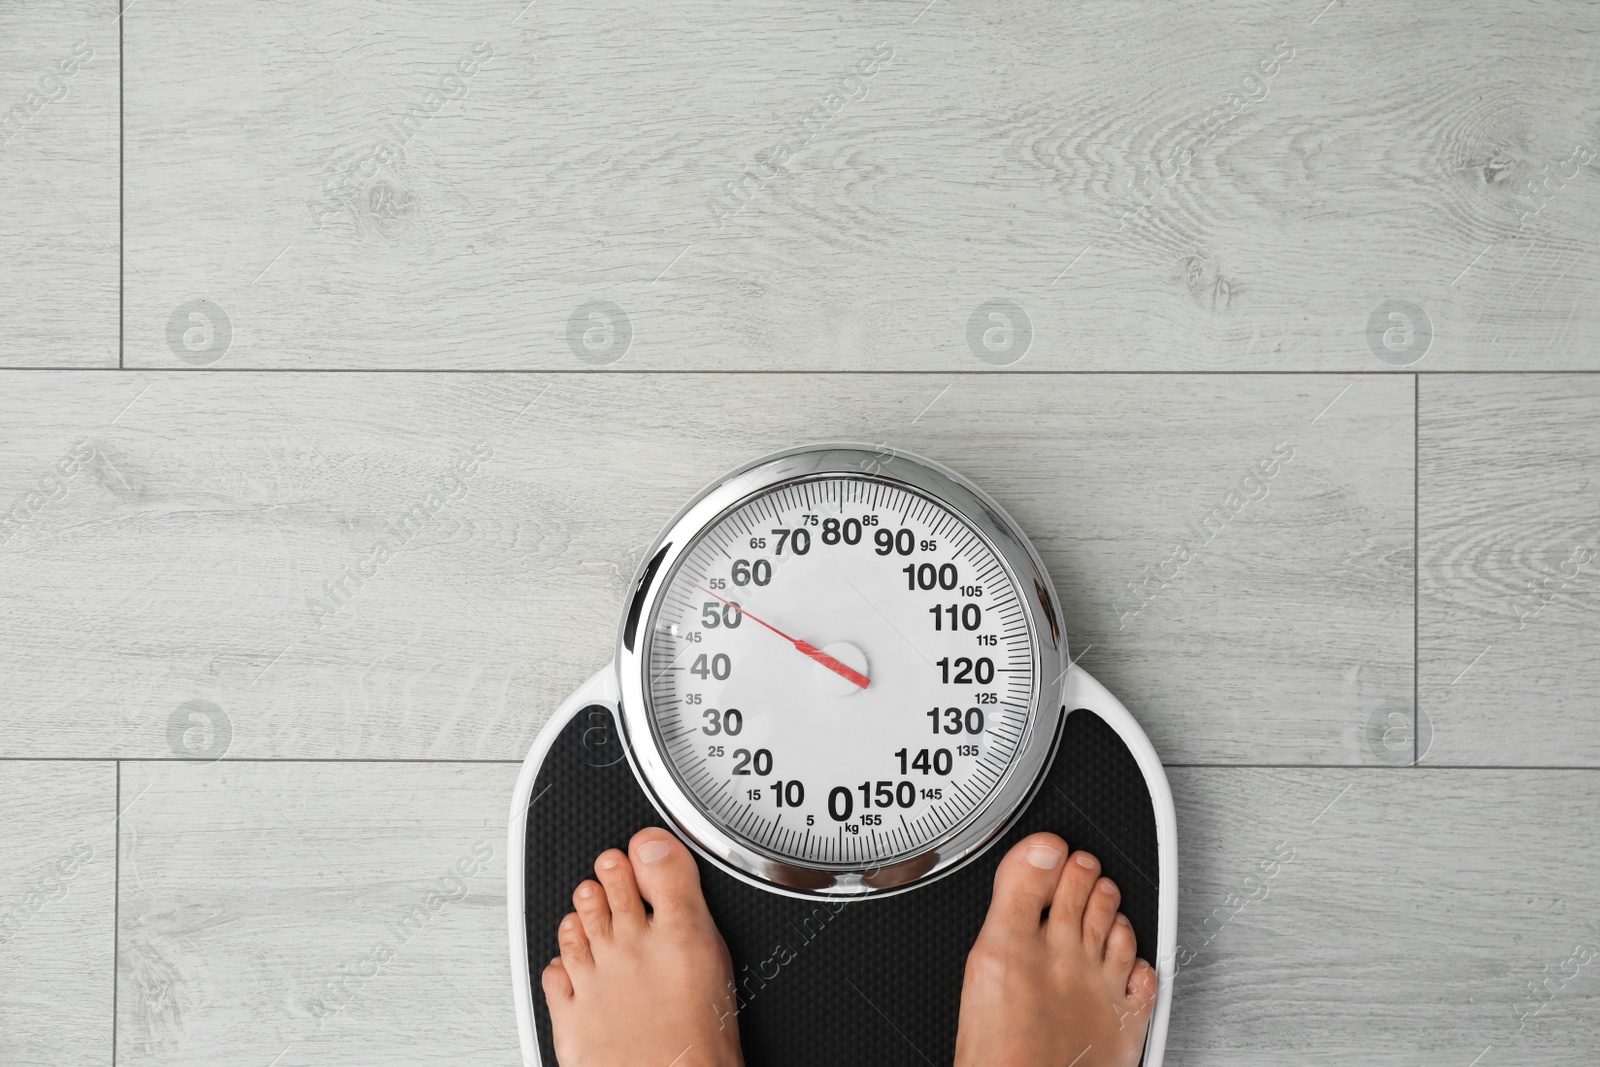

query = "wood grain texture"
[[0, 761, 116, 1067], [115, 761, 517, 1067], [0, 371, 1409, 764], [121, 0, 1600, 371], [4, 0, 1594, 1056], [0, 0, 119, 368], [1167, 767, 1600, 1064], [1420, 375, 1600, 766]]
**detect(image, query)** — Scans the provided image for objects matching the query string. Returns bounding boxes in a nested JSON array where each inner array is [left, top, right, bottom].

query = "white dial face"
[[644, 475, 1038, 869]]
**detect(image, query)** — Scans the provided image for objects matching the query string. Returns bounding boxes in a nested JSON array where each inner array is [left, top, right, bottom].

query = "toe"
[[983, 832, 1068, 934], [627, 827, 709, 925], [1082, 876, 1121, 954], [1048, 849, 1101, 939], [594, 848, 646, 935], [557, 911, 592, 969], [1104, 913, 1137, 980], [541, 956, 574, 1001], [1125, 958, 1159, 1018], [573, 878, 611, 941]]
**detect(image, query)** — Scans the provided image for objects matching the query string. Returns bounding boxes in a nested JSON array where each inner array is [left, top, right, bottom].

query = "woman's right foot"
[[954, 832, 1158, 1067]]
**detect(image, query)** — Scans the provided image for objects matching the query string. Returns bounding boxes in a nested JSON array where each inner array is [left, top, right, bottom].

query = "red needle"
[[693, 583, 869, 689]]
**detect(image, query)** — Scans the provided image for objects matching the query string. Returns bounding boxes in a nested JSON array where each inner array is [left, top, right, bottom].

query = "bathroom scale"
[[508, 444, 1177, 1066]]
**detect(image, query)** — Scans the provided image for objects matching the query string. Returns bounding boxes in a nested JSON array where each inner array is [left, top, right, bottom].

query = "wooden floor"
[[2, 0, 1598, 1063]]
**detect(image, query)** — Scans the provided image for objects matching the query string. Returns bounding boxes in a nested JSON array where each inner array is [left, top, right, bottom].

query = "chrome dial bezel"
[[615, 445, 1068, 898]]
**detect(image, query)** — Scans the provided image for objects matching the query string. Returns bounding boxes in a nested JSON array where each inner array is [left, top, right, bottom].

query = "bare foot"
[[955, 832, 1158, 1067], [542, 827, 744, 1067]]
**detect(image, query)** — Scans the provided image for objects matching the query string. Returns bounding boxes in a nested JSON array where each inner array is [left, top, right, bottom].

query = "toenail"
[[560, 916, 575, 930], [577, 884, 594, 898], [1075, 853, 1098, 869], [1116, 913, 1131, 926], [1098, 880, 1117, 894], [637, 839, 673, 864], [598, 854, 620, 870], [1027, 844, 1063, 869]]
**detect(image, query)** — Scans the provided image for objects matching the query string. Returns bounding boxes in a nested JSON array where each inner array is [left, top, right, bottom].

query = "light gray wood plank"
[[0, 371, 1409, 763], [122, 0, 1600, 370], [115, 761, 517, 1066], [0, 0, 119, 368], [0, 761, 116, 1067], [1420, 374, 1600, 766], [1167, 767, 1600, 1064]]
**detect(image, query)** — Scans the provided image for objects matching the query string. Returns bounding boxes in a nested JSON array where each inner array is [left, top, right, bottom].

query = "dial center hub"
[[814, 641, 869, 696]]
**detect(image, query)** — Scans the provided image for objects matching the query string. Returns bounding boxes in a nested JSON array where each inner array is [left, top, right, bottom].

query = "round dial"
[[646, 477, 1033, 869], [617, 447, 1067, 898]]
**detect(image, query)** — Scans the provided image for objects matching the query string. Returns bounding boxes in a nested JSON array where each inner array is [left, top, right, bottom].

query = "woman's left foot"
[[954, 832, 1158, 1067]]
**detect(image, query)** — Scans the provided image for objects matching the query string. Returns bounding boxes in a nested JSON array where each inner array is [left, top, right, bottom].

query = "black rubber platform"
[[524, 705, 1159, 1066]]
